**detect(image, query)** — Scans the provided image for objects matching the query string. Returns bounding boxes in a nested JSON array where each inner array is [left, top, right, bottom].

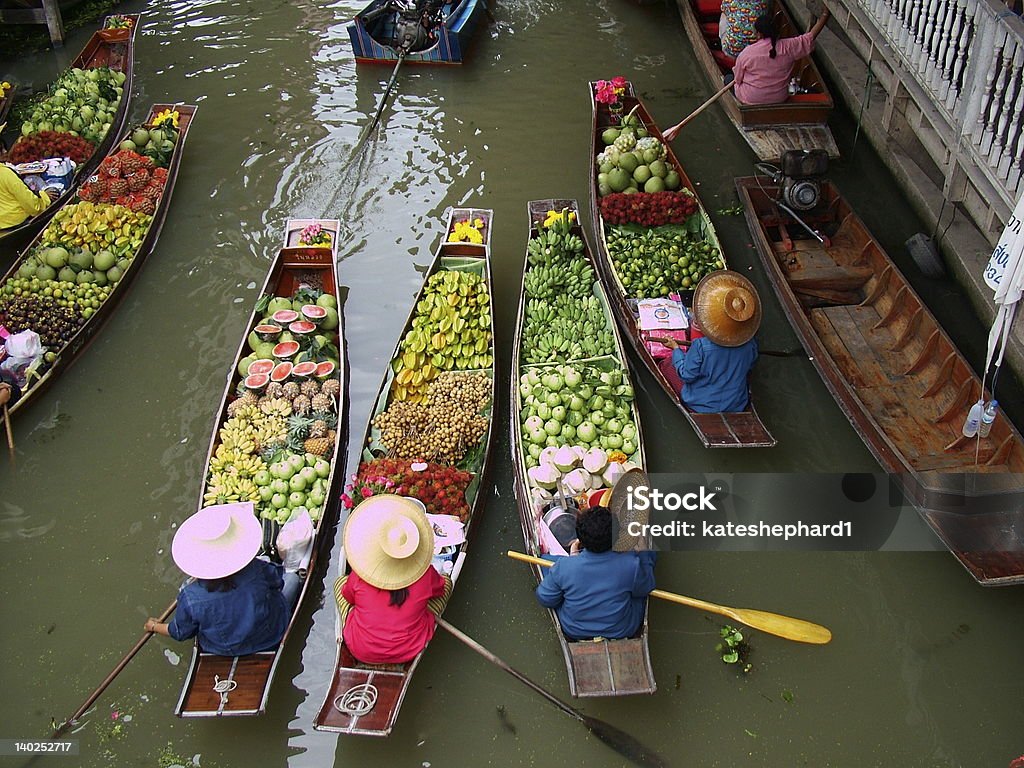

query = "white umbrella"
[[983, 191, 1024, 384]]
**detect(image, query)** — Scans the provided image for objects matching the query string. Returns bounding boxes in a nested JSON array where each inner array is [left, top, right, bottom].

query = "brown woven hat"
[[609, 467, 651, 552], [692, 270, 762, 347]]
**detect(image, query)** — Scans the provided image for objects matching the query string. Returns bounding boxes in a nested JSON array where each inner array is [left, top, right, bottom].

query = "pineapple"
[[304, 437, 332, 456], [282, 382, 301, 400], [266, 382, 285, 399], [300, 379, 320, 398], [292, 394, 311, 415], [311, 393, 333, 413], [108, 178, 129, 198], [128, 171, 149, 192], [287, 414, 314, 442], [321, 379, 341, 399], [310, 420, 328, 439], [226, 390, 258, 417], [137, 197, 156, 215], [311, 410, 337, 430]]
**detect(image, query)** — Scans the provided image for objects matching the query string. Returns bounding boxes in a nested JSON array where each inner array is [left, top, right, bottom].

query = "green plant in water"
[[716, 624, 752, 673]]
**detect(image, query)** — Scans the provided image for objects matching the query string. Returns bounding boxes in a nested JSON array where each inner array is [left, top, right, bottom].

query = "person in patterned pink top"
[[733, 8, 830, 104]]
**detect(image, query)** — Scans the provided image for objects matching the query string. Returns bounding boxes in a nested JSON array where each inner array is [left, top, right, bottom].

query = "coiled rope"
[[333, 683, 378, 716], [212, 675, 237, 706]]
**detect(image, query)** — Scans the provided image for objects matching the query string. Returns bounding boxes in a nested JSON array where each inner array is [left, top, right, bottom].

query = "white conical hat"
[[171, 502, 263, 580]]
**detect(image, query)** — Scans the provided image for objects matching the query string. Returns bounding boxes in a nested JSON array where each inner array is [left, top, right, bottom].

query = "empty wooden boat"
[[736, 175, 1024, 585], [348, 0, 488, 64], [510, 198, 656, 697], [674, 0, 837, 161], [315, 206, 496, 735], [175, 219, 349, 715], [589, 81, 776, 448]]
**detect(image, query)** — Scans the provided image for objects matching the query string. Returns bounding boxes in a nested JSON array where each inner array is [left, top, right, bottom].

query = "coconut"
[[530, 487, 553, 510], [590, 473, 605, 490], [583, 447, 609, 474], [602, 461, 627, 488], [563, 468, 592, 496], [528, 464, 560, 490], [552, 445, 578, 473]]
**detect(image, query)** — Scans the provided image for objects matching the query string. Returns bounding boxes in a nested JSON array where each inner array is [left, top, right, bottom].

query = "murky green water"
[[2, 1, 1023, 766]]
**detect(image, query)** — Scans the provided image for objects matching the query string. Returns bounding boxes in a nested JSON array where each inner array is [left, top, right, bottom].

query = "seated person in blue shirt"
[[144, 502, 301, 657], [656, 270, 761, 413], [535, 505, 657, 641]]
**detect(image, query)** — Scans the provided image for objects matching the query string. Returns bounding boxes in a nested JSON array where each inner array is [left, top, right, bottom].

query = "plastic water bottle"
[[979, 400, 998, 438], [962, 399, 984, 438]]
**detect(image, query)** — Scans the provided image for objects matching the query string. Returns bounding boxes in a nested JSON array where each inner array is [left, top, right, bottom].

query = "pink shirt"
[[733, 32, 816, 105], [342, 568, 446, 664]]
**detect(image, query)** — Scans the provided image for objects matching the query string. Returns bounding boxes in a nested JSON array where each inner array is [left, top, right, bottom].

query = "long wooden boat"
[[0, 15, 141, 251], [589, 81, 776, 448], [674, 0, 837, 161], [174, 219, 348, 715], [735, 176, 1024, 585], [2, 103, 195, 417], [315, 206, 497, 735], [349, 0, 488, 64], [510, 198, 656, 696]]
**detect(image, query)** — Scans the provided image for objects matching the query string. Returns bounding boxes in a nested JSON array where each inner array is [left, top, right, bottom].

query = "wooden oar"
[[507, 550, 831, 645], [3, 401, 13, 462], [662, 81, 734, 141], [50, 598, 178, 738], [436, 618, 666, 768]]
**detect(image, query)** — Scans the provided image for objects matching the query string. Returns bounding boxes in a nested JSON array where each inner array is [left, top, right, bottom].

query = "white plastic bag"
[[276, 510, 314, 572]]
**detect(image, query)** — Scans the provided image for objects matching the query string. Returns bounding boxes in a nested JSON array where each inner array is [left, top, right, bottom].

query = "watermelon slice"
[[272, 309, 299, 325], [292, 361, 318, 378], [302, 304, 328, 325], [273, 340, 300, 359], [244, 373, 270, 392], [254, 323, 282, 342], [271, 362, 293, 383], [289, 320, 316, 336], [248, 359, 275, 376], [314, 361, 336, 380]]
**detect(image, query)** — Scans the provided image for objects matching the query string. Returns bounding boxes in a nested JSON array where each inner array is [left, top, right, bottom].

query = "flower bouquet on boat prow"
[[298, 223, 333, 248], [206, 280, 343, 527]]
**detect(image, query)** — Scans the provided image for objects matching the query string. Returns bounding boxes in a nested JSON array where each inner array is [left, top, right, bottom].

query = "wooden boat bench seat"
[[688, 410, 776, 447], [567, 637, 655, 696], [784, 262, 874, 293], [809, 305, 898, 388], [694, 0, 723, 17]]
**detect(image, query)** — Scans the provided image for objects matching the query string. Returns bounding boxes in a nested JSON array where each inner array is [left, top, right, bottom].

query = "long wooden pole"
[[507, 550, 832, 645], [51, 598, 178, 738], [3, 402, 13, 462], [436, 618, 666, 768], [662, 81, 734, 141]]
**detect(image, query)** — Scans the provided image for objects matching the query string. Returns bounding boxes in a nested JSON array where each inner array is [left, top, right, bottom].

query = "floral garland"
[[104, 14, 133, 29], [298, 223, 333, 247], [152, 108, 179, 130], [447, 217, 485, 244], [0, 81, 11, 100], [542, 208, 576, 229], [594, 76, 627, 107]]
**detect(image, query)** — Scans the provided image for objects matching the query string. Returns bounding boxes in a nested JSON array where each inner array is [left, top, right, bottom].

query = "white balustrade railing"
[[851, 0, 1024, 208]]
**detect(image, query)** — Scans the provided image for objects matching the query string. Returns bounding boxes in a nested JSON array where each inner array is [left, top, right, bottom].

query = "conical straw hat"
[[172, 502, 263, 580], [344, 495, 435, 590], [609, 467, 652, 552], [692, 270, 762, 347]]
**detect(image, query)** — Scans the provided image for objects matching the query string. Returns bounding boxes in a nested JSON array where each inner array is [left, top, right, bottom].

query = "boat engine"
[[391, 0, 445, 53], [778, 149, 828, 211]]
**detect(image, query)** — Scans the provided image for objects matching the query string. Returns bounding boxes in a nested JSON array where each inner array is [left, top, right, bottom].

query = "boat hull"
[[735, 176, 1024, 585], [348, 0, 487, 64]]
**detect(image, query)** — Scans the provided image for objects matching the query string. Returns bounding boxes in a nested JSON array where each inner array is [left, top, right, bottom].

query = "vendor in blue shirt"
[[144, 502, 301, 657], [657, 270, 761, 413], [536, 505, 656, 641]]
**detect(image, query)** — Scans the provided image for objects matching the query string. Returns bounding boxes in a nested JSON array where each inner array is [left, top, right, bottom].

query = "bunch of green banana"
[[526, 228, 584, 268]]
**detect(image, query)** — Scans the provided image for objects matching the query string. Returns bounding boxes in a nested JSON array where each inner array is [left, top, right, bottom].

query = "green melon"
[[607, 168, 631, 193], [617, 152, 639, 174]]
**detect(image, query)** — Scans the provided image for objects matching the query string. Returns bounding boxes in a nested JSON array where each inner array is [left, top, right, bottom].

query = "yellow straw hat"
[[692, 270, 762, 347], [344, 495, 435, 590]]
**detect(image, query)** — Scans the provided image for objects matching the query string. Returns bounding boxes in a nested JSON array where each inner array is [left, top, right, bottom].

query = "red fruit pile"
[[78, 150, 167, 215], [9, 131, 96, 164], [600, 190, 698, 227], [346, 458, 472, 521]]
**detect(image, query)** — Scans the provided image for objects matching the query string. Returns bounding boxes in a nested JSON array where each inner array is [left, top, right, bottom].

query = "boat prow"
[[348, 0, 488, 64]]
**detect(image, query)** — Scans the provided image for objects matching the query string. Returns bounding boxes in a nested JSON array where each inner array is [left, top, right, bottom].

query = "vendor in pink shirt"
[[733, 7, 830, 104]]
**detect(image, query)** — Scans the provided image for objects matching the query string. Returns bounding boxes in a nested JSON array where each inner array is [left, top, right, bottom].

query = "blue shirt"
[[168, 559, 290, 656], [672, 336, 757, 413], [535, 550, 657, 640]]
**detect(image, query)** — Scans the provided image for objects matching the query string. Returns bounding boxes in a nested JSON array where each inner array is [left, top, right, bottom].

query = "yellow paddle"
[[507, 550, 832, 645]]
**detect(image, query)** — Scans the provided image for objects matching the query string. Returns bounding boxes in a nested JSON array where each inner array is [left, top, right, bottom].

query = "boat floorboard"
[[568, 638, 655, 696], [688, 411, 776, 447], [744, 124, 839, 160], [179, 652, 275, 715], [315, 648, 413, 734]]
